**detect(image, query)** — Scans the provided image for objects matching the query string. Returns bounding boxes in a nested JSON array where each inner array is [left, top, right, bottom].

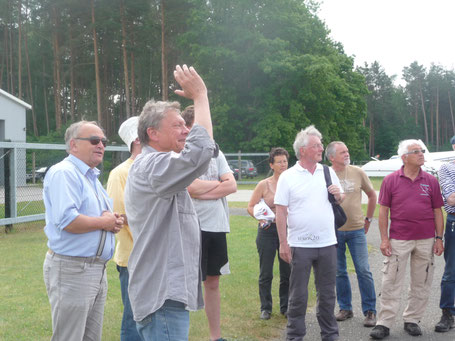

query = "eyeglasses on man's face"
[[404, 149, 425, 155], [75, 136, 108, 147]]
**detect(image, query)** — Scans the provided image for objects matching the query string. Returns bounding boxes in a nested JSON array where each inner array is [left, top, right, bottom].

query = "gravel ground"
[[269, 220, 454, 341]]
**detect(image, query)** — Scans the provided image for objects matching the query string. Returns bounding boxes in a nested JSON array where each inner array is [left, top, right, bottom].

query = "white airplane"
[[361, 140, 455, 177]]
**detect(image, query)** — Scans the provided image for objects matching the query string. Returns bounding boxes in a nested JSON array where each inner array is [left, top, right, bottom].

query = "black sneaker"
[[404, 322, 422, 336], [435, 308, 455, 333], [370, 325, 390, 340]]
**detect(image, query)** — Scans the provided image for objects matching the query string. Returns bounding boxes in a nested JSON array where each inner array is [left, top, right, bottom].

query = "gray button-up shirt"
[[125, 124, 217, 321]]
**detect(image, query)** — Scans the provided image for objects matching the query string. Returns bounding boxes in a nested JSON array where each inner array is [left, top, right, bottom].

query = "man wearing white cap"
[[107, 116, 142, 341]]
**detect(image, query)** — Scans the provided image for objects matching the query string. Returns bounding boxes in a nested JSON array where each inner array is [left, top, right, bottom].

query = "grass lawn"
[[0, 216, 301, 341]]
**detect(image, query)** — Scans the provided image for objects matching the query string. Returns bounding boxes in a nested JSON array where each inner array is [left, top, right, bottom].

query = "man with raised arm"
[[43, 121, 124, 341], [124, 65, 218, 340], [275, 125, 343, 341], [182, 105, 237, 341]]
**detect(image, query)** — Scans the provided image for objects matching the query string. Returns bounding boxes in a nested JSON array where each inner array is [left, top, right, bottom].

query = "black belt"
[[448, 212, 455, 216]]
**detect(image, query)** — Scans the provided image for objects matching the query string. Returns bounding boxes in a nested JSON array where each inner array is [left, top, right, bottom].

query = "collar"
[[67, 154, 100, 178], [142, 145, 158, 154], [294, 161, 323, 173], [398, 165, 423, 180]]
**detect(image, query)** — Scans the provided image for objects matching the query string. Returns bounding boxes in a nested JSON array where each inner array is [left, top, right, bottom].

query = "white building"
[[0, 89, 31, 186]]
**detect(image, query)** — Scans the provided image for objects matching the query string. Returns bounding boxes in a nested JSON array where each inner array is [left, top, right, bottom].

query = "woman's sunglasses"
[[75, 136, 108, 147]]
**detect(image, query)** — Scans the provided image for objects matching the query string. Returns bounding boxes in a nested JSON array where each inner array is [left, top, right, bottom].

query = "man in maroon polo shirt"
[[370, 139, 444, 340]]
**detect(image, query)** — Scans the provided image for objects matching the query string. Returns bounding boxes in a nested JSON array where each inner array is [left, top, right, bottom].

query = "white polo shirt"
[[274, 162, 341, 248]]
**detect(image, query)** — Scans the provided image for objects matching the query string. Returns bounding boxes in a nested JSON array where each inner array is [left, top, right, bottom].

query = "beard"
[[344, 158, 351, 166]]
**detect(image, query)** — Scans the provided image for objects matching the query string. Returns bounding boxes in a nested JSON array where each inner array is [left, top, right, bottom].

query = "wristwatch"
[[435, 236, 443, 241], [365, 217, 373, 223]]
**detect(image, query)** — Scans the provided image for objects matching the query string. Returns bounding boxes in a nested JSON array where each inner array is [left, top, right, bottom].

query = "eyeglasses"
[[75, 136, 107, 147], [404, 149, 425, 155], [308, 143, 324, 149]]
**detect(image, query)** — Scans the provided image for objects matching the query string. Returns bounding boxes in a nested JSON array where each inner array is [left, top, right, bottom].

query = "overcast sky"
[[317, 0, 455, 83]]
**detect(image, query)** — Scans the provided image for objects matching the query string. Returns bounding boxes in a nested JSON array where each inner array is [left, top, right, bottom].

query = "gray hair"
[[293, 125, 322, 159], [397, 139, 424, 158], [138, 100, 181, 146], [325, 141, 345, 161], [64, 120, 101, 152]]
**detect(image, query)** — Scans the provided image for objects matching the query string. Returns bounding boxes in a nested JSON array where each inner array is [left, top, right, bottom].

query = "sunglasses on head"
[[75, 136, 108, 147]]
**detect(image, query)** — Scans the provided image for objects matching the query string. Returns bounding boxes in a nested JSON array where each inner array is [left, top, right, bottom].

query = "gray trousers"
[[43, 252, 108, 341], [287, 245, 339, 341]]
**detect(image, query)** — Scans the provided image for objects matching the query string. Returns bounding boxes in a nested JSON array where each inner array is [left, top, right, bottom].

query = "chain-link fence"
[[0, 142, 304, 234], [0, 141, 129, 233]]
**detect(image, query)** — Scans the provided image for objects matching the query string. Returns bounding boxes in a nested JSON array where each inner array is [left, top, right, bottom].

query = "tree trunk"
[[120, 0, 131, 118], [131, 51, 136, 115], [419, 84, 429, 145], [91, 0, 102, 124], [0, 27, 6, 87], [42, 57, 50, 134], [24, 7, 38, 136], [449, 90, 455, 136], [161, 0, 168, 100], [51, 6, 62, 130], [435, 86, 439, 150], [430, 98, 434, 145], [8, 0, 14, 94], [17, 0, 22, 99], [69, 26, 75, 122], [369, 114, 374, 156]]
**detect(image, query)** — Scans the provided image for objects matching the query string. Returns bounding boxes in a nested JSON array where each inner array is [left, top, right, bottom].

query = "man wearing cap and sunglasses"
[[43, 120, 124, 341], [370, 139, 444, 339], [107, 116, 142, 341]]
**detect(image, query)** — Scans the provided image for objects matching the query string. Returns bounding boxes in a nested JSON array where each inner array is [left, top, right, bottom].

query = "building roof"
[[0, 88, 32, 110]]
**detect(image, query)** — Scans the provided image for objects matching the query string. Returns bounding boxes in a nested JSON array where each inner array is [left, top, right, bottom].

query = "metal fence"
[[0, 142, 277, 232], [0, 141, 129, 232]]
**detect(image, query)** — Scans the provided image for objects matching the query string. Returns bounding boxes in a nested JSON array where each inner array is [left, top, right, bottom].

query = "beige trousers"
[[377, 238, 435, 328]]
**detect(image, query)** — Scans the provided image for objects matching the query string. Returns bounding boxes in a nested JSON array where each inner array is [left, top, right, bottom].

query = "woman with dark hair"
[[247, 147, 291, 320]]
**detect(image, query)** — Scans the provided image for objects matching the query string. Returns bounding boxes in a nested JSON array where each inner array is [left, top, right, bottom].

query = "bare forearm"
[[64, 214, 108, 234], [378, 206, 389, 241], [194, 95, 213, 139], [434, 208, 444, 237], [188, 179, 220, 197], [196, 180, 237, 199], [366, 192, 377, 218]]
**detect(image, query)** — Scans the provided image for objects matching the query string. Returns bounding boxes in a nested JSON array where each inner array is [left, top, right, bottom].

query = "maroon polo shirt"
[[378, 166, 444, 240]]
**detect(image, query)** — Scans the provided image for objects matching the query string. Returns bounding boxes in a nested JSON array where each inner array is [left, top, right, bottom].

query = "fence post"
[[4, 148, 16, 233], [237, 150, 242, 180]]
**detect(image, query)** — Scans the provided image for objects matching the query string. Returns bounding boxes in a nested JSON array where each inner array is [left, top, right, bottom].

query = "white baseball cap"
[[118, 116, 139, 152]]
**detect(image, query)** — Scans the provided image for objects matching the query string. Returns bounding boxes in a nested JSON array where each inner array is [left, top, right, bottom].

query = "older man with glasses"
[[43, 120, 124, 341], [370, 139, 444, 339]]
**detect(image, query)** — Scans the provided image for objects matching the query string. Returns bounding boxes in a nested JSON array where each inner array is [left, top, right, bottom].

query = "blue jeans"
[[136, 300, 189, 341], [440, 215, 455, 314], [336, 228, 376, 315], [117, 265, 141, 341]]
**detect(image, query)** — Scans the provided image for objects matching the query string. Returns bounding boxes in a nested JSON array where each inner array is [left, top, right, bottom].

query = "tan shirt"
[[334, 165, 374, 231]]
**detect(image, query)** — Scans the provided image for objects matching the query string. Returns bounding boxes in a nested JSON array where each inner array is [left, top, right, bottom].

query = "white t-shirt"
[[192, 151, 232, 233], [274, 162, 341, 248]]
